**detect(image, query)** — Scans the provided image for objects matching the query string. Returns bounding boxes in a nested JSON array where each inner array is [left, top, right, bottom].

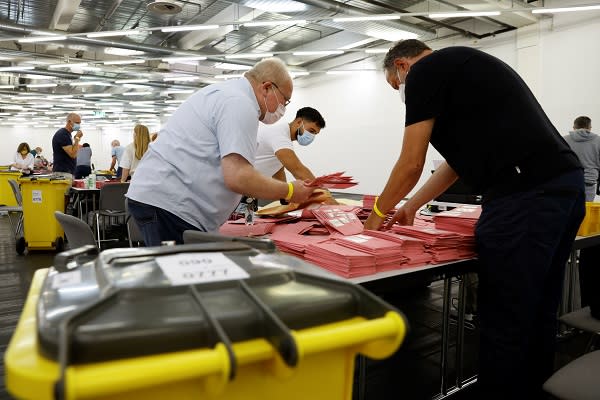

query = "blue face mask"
[[72, 123, 81, 131], [296, 122, 316, 146]]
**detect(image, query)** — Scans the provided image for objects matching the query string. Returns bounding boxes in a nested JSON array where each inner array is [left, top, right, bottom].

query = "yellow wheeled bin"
[[18, 177, 71, 252], [0, 170, 21, 206], [5, 243, 408, 400]]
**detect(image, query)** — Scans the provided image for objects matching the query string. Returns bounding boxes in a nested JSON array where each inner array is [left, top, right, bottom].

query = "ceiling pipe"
[[94, 0, 125, 32]]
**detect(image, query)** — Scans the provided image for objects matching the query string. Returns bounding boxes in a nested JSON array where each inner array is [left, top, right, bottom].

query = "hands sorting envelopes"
[[306, 172, 358, 189]]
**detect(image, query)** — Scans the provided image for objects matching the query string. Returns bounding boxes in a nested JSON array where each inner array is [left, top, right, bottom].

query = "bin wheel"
[[55, 237, 64, 252], [16, 237, 26, 255]]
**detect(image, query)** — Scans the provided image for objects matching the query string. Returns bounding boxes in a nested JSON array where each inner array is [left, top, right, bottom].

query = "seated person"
[[74, 143, 92, 179], [11, 142, 34, 173]]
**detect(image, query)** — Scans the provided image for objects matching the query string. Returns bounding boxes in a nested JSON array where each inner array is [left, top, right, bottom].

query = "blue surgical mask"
[[297, 127, 316, 146], [72, 123, 81, 131]]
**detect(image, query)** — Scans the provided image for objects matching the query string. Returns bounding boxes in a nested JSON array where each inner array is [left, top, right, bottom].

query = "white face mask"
[[397, 70, 406, 103], [261, 87, 286, 125]]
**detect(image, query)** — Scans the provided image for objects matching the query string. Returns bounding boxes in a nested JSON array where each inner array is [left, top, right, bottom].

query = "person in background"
[[74, 143, 92, 179], [10, 142, 34, 172], [52, 113, 83, 175], [120, 124, 150, 183], [255, 106, 326, 182], [30, 146, 42, 157], [109, 139, 124, 178], [126, 57, 316, 246], [563, 116, 600, 202], [563, 116, 600, 321], [364, 39, 584, 399]]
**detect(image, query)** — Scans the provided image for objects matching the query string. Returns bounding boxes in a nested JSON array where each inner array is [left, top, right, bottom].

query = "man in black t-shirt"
[[364, 39, 585, 399], [52, 113, 84, 175]]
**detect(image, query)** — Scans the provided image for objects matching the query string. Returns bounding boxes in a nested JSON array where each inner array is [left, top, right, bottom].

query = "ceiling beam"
[[49, 0, 83, 31]]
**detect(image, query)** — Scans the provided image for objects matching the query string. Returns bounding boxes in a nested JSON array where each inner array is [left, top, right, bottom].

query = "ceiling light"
[[366, 29, 418, 41], [225, 53, 274, 59], [338, 38, 378, 50], [292, 50, 344, 56], [162, 76, 199, 82], [115, 79, 149, 84], [122, 91, 153, 96], [0, 66, 35, 72], [214, 62, 252, 70], [164, 99, 185, 103], [18, 35, 67, 43], [290, 71, 310, 77], [161, 25, 219, 33], [162, 89, 194, 94], [83, 93, 112, 97], [332, 15, 401, 22], [69, 81, 109, 86], [531, 5, 600, 14], [364, 48, 389, 54], [214, 74, 244, 79], [327, 70, 371, 75], [86, 30, 142, 38], [161, 56, 207, 63], [244, 0, 307, 13], [104, 47, 144, 56], [244, 19, 306, 27], [429, 11, 501, 18], [0, 85, 14, 89], [48, 62, 88, 69], [103, 59, 146, 65], [26, 83, 58, 88], [21, 74, 57, 80]]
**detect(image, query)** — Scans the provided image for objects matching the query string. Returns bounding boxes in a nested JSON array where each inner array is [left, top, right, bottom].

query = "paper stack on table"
[[334, 233, 408, 271], [390, 225, 464, 263], [306, 172, 358, 189], [269, 221, 331, 257], [362, 230, 433, 267], [433, 205, 481, 236], [304, 240, 377, 278]]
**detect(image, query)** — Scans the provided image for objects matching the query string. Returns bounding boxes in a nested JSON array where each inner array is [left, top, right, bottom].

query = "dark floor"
[[0, 215, 591, 399]]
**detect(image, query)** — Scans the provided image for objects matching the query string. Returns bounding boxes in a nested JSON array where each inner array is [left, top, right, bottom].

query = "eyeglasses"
[[271, 82, 291, 107]]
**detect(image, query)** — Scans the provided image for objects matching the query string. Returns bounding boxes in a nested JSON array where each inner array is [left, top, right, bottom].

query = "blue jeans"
[[127, 199, 203, 246], [475, 169, 585, 399]]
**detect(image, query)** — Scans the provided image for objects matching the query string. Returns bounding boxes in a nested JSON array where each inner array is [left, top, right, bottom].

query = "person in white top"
[[126, 58, 316, 245], [255, 107, 326, 182], [11, 142, 34, 172], [120, 124, 151, 182]]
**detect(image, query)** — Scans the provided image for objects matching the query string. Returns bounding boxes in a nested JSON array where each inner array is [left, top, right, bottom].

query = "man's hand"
[[385, 204, 416, 229], [288, 180, 316, 204], [364, 212, 385, 231], [74, 131, 83, 140]]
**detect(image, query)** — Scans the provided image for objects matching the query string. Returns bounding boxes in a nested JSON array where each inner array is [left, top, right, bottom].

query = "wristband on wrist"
[[373, 196, 386, 218], [285, 182, 294, 201]]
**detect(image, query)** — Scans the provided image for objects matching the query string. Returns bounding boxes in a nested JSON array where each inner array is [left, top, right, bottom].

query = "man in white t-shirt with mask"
[[254, 107, 326, 182]]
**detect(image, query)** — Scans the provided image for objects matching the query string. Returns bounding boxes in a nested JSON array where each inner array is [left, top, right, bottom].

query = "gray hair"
[[574, 116, 592, 130], [111, 140, 120, 147], [383, 39, 432, 70], [245, 57, 291, 87]]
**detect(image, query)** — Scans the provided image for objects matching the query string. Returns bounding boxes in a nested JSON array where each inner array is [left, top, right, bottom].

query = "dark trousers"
[[74, 165, 91, 179], [579, 245, 600, 319], [127, 199, 203, 246], [475, 169, 585, 399]]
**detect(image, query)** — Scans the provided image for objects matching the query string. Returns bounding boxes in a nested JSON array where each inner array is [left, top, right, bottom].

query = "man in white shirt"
[[255, 107, 326, 182], [126, 58, 316, 245]]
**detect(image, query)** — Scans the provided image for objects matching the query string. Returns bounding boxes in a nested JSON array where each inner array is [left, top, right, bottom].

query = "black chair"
[[93, 183, 129, 248]]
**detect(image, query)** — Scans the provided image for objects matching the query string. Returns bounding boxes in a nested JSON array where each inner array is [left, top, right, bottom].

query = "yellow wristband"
[[373, 197, 386, 218], [285, 182, 294, 201]]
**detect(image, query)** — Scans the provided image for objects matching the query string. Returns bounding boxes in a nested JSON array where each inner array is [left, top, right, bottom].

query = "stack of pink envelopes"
[[334, 233, 407, 272], [312, 206, 364, 235], [362, 230, 433, 267], [304, 240, 376, 277], [269, 221, 331, 257], [306, 172, 358, 189], [390, 225, 464, 263]]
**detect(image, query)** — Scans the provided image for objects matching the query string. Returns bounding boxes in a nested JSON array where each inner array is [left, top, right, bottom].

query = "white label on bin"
[[52, 270, 82, 288], [156, 252, 249, 285], [32, 190, 42, 203]]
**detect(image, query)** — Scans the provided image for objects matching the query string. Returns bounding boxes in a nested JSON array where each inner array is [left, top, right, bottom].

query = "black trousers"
[[475, 169, 585, 399], [74, 165, 91, 179]]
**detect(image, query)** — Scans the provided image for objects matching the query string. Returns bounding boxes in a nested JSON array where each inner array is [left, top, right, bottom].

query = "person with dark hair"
[[254, 106, 326, 182], [564, 116, 600, 202], [52, 112, 83, 175], [74, 143, 92, 179], [364, 39, 585, 399], [11, 142, 34, 172]]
